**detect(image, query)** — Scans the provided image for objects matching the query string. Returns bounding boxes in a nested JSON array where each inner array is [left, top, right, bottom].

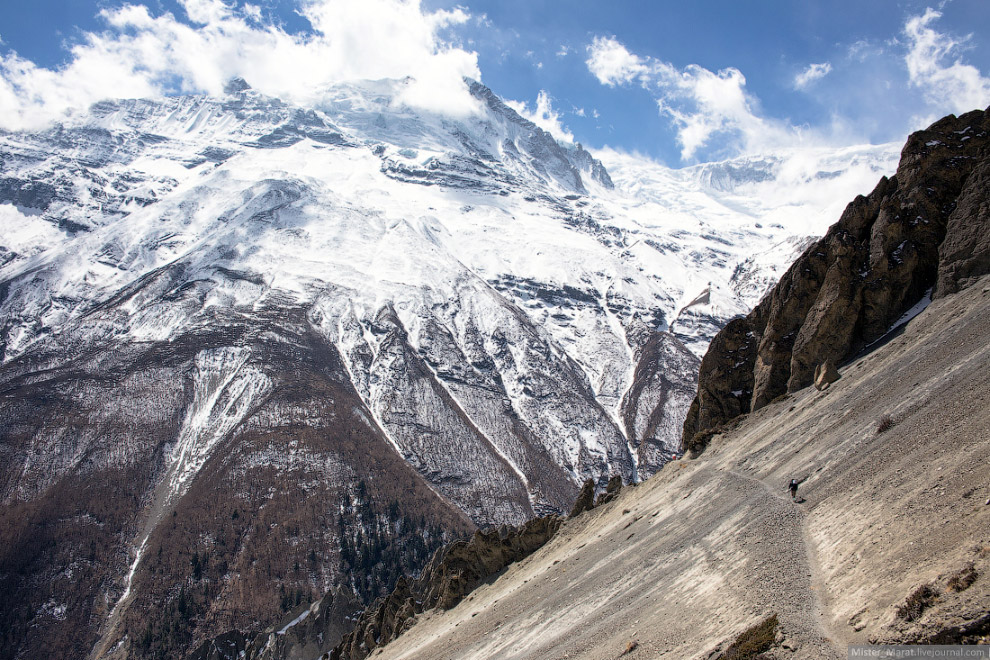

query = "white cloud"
[[243, 4, 263, 23], [794, 62, 832, 89], [0, 0, 481, 131], [587, 35, 798, 161], [903, 8, 990, 115], [585, 36, 655, 86], [506, 90, 574, 142], [657, 65, 778, 159], [847, 39, 884, 62]]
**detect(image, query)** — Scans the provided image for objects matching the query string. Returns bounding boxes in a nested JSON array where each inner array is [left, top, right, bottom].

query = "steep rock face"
[[936, 157, 990, 296], [683, 107, 990, 442], [681, 317, 759, 448], [188, 586, 360, 660], [619, 331, 699, 473]]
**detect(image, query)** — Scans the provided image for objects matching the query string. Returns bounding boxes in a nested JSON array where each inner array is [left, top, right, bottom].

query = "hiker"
[[787, 478, 799, 501]]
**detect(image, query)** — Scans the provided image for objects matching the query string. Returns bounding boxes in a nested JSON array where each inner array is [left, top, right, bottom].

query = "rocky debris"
[[684, 107, 990, 443], [595, 475, 624, 507], [813, 360, 840, 391], [873, 560, 990, 647], [188, 587, 361, 660], [568, 479, 597, 518], [328, 515, 561, 660]]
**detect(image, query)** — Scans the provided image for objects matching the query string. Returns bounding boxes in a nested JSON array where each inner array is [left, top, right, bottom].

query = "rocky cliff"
[[191, 477, 630, 660], [683, 107, 990, 445], [330, 515, 561, 660], [188, 515, 562, 660]]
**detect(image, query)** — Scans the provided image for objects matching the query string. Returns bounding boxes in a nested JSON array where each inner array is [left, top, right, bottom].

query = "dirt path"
[[723, 468, 848, 656]]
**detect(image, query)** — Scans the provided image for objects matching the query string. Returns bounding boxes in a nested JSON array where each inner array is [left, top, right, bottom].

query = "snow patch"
[[277, 606, 312, 635], [167, 347, 272, 503]]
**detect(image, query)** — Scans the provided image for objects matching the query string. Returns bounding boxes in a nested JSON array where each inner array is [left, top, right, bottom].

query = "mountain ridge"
[[353, 248, 990, 660], [187, 107, 990, 660]]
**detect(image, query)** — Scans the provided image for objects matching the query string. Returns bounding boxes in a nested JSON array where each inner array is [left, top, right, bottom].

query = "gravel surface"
[[373, 276, 990, 660]]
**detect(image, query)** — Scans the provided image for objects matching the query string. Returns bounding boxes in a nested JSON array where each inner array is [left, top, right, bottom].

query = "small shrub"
[[876, 414, 895, 434], [724, 614, 778, 659], [896, 583, 939, 621], [947, 564, 978, 592], [620, 640, 639, 656]]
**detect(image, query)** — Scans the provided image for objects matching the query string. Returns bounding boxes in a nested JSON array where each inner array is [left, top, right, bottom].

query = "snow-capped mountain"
[[0, 78, 898, 474], [0, 77, 898, 658]]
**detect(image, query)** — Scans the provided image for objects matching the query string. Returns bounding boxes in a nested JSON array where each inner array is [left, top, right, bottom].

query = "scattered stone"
[[813, 360, 840, 391]]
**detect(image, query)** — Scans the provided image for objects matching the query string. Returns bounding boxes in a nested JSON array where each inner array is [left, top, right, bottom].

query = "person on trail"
[[787, 478, 799, 501]]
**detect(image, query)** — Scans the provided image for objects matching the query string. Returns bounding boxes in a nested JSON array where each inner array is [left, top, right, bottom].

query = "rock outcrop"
[[188, 587, 361, 660], [568, 479, 597, 518], [684, 107, 990, 444], [813, 360, 840, 391], [594, 475, 624, 507]]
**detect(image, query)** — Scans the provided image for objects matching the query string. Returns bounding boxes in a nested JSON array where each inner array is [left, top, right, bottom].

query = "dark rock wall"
[[619, 332, 700, 474], [683, 107, 990, 443]]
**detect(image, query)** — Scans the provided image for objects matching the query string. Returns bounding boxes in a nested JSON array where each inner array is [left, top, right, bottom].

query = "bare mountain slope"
[[372, 274, 990, 660]]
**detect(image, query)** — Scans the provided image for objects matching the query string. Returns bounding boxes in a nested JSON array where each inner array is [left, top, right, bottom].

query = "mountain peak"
[[223, 77, 252, 94]]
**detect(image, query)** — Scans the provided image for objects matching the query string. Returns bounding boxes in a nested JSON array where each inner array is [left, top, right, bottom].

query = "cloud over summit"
[[0, 0, 482, 131]]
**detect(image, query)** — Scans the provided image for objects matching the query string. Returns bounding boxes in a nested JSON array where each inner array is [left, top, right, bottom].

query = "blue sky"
[[1, 0, 988, 165]]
